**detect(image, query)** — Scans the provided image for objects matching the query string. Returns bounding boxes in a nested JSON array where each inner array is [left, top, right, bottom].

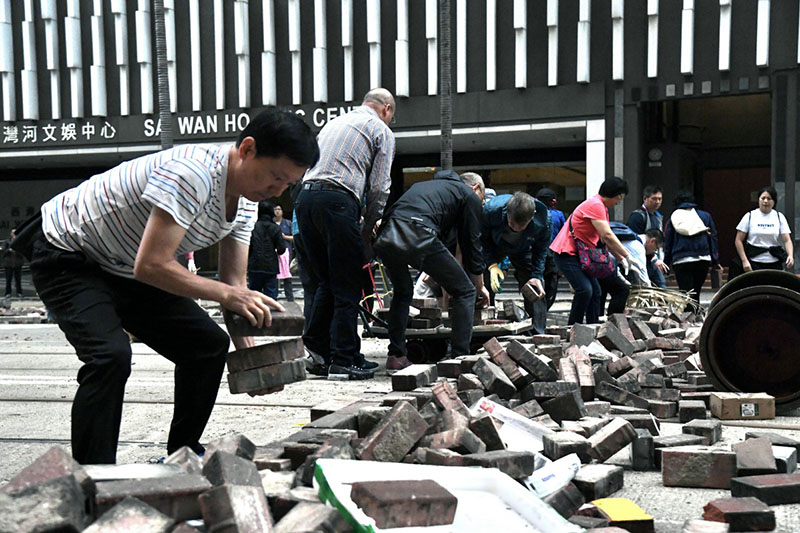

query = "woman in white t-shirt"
[[732, 186, 794, 277]]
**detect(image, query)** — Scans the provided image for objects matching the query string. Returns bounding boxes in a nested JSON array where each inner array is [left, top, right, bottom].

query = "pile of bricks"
[[0, 435, 349, 532], [223, 302, 307, 395], [374, 298, 529, 330]]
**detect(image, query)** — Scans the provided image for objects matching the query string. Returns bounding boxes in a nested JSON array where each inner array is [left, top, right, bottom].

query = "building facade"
[[0, 0, 797, 265]]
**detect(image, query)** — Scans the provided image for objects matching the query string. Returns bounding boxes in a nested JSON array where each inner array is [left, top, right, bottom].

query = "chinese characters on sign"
[[2, 121, 117, 145]]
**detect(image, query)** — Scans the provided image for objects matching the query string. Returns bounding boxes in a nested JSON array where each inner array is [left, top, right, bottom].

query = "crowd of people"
[[3, 86, 795, 465]]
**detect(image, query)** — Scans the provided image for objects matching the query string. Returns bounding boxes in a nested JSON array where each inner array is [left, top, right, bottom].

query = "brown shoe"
[[386, 355, 412, 370]]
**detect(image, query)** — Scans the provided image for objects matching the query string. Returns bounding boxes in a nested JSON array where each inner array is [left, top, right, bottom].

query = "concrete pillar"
[[771, 71, 799, 267]]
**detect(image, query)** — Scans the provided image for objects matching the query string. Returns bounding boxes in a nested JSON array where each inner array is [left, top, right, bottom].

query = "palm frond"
[[626, 286, 703, 316]]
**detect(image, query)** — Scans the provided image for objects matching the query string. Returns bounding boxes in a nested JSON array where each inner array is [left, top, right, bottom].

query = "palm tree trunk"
[[439, 0, 452, 171], [153, 0, 173, 149]]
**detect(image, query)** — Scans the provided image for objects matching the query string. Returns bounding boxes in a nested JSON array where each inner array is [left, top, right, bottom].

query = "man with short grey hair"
[[294, 88, 396, 380], [481, 191, 552, 333]]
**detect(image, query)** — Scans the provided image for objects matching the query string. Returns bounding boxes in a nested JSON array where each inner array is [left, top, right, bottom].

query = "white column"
[[214, 0, 225, 109], [20, 0, 38, 119], [313, 0, 328, 102], [65, 0, 83, 117], [234, 0, 250, 108], [189, 0, 201, 110], [164, 0, 177, 112], [0, 0, 15, 121], [586, 119, 606, 198], [647, 0, 658, 78], [367, 0, 381, 89], [90, 0, 107, 116], [577, 0, 591, 84], [611, 0, 623, 81], [135, 0, 153, 114], [718, 0, 731, 71], [111, 0, 129, 115], [395, 0, 408, 97], [547, 0, 558, 86], [486, 0, 496, 91], [514, 0, 527, 88], [456, 0, 466, 93], [755, 0, 770, 67], [427, 0, 438, 95], [342, 0, 353, 101], [289, 0, 301, 105], [42, 0, 60, 119], [680, 0, 694, 75], [262, 0, 276, 105]]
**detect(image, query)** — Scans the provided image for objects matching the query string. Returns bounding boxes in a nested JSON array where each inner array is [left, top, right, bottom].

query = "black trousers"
[[377, 224, 476, 358], [4, 266, 22, 296], [294, 186, 364, 367], [598, 271, 630, 316], [483, 258, 547, 334], [30, 235, 229, 464], [672, 260, 711, 309]]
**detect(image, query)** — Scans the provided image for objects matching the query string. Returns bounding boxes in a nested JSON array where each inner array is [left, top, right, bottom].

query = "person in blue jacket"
[[482, 192, 552, 333], [536, 188, 566, 310], [664, 191, 722, 309], [627, 185, 669, 288]]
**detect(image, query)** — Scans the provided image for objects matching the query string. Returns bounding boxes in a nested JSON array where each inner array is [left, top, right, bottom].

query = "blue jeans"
[[554, 252, 602, 325], [248, 271, 278, 298], [294, 185, 364, 367], [647, 256, 666, 288]]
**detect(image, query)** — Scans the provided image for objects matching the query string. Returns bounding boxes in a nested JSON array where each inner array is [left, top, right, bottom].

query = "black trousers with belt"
[[29, 234, 229, 464]]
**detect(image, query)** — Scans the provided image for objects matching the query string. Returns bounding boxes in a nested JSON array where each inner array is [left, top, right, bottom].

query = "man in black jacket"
[[374, 170, 490, 369], [248, 201, 286, 298]]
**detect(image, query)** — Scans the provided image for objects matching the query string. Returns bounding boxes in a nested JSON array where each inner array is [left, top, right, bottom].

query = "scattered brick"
[[597, 322, 635, 356], [543, 431, 591, 463], [457, 389, 484, 406], [310, 398, 359, 421], [729, 472, 800, 505], [543, 482, 585, 519], [745, 431, 800, 456], [0, 445, 92, 496], [630, 319, 656, 341], [472, 358, 516, 399], [94, 475, 211, 521], [678, 400, 707, 423], [419, 428, 486, 454], [702, 497, 775, 532], [0, 475, 89, 533], [578, 416, 611, 436], [588, 418, 637, 462], [645, 337, 684, 350], [273, 502, 349, 533], [652, 434, 706, 469], [437, 359, 463, 378], [350, 479, 457, 528], [484, 338, 528, 389], [584, 400, 611, 418], [609, 314, 635, 342], [573, 464, 624, 500], [307, 400, 380, 431], [772, 445, 798, 474], [532, 334, 561, 344], [523, 380, 580, 401], [571, 347, 596, 401], [596, 381, 650, 410], [295, 437, 355, 487], [203, 451, 262, 488], [661, 446, 736, 489], [505, 340, 559, 382], [640, 387, 680, 402], [570, 323, 598, 346], [614, 413, 660, 436], [456, 373, 483, 391], [199, 484, 274, 532], [468, 413, 505, 451], [631, 429, 655, 471], [462, 450, 536, 479], [683, 419, 722, 445], [512, 399, 545, 418], [391, 364, 438, 391], [357, 405, 392, 438], [607, 356, 636, 378], [82, 497, 174, 533], [424, 448, 465, 467], [431, 381, 471, 419], [733, 438, 777, 477], [355, 401, 429, 462]]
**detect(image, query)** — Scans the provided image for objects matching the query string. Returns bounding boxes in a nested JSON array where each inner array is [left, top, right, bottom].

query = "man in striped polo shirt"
[[294, 88, 396, 380], [19, 108, 319, 465]]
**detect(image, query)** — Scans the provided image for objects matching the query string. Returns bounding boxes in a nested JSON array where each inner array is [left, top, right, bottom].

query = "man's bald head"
[[362, 88, 396, 126]]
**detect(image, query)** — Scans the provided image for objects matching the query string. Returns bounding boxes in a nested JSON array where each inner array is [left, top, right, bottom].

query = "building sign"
[[0, 104, 358, 152]]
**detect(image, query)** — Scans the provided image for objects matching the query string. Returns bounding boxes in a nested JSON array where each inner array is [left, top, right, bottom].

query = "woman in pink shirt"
[[550, 178, 632, 324]]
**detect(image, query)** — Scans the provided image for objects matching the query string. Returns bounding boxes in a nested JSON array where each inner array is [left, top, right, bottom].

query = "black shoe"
[[307, 363, 330, 377], [303, 348, 330, 376], [328, 363, 375, 380], [353, 353, 379, 370]]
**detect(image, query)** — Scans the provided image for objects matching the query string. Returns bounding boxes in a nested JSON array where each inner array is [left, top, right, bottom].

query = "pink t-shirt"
[[549, 195, 609, 255]]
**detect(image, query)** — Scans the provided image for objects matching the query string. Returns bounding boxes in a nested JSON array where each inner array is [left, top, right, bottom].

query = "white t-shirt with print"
[[736, 209, 791, 263], [41, 143, 257, 278]]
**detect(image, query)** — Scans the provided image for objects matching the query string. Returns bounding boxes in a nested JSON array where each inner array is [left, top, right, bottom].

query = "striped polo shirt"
[[41, 143, 257, 278]]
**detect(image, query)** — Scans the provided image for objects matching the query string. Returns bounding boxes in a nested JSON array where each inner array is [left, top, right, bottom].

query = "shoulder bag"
[[569, 214, 614, 279]]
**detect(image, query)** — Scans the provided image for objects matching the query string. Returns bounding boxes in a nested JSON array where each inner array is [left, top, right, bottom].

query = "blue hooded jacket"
[[481, 194, 552, 280], [664, 203, 719, 266]]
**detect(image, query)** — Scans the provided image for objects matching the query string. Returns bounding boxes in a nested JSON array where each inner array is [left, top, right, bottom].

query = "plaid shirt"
[[303, 106, 395, 233]]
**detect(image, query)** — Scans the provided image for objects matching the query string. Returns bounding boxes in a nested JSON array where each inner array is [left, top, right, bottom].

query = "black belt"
[[303, 181, 346, 192]]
